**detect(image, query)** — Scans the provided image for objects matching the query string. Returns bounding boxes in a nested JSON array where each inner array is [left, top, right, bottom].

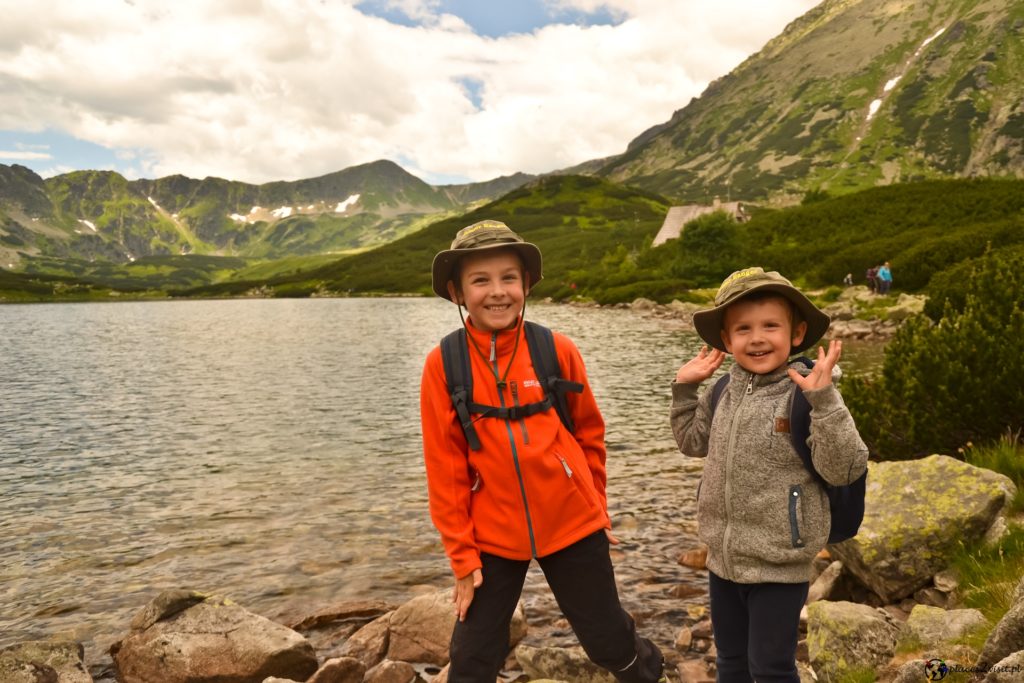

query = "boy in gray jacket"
[[670, 267, 868, 683]]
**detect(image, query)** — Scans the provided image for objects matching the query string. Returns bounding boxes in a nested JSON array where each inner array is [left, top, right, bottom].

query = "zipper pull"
[[746, 375, 754, 395], [558, 455, 573, 478], [489, 334, 496, 362]]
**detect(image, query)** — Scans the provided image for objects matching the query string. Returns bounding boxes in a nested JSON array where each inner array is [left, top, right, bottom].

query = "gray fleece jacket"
[[670, 360, 868, 584]]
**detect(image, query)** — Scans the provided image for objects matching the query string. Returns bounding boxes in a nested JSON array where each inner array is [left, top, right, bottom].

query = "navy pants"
[[447, 530, 663, 683], [708, 571, 808, 683]]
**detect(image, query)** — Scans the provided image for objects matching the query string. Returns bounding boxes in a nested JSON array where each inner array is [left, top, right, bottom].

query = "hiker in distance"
[[670, 267, 868, 683], [420, 220, 667, 682]]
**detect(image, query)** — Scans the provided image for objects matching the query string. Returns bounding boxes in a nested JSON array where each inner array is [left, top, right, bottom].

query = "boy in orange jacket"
[[420, 220, 665, 682]]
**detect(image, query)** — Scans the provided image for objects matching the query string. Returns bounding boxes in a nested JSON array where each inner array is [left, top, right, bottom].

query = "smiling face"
[[446, 248, 528, 332], [720, 295, 807, 374]]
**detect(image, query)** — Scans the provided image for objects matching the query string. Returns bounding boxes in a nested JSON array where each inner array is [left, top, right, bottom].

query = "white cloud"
[[0, 150, 52, 160], [0, 0, 819, 183]]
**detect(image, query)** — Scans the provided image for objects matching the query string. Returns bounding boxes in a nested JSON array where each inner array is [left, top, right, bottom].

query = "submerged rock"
[[0, 641, 92, 683]]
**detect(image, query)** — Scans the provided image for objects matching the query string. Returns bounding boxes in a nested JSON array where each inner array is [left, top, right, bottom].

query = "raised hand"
[[453, 568, 483, 622], [675, 345, 727, 384], [788, 340, 843, 391]]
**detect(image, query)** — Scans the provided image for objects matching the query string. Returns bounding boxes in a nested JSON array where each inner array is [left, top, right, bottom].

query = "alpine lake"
[[0, 297, 886, 671]]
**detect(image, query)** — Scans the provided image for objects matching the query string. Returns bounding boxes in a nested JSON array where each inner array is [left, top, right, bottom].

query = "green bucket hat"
[[692, 267, 830, 353], [431, 220, 543, 301]]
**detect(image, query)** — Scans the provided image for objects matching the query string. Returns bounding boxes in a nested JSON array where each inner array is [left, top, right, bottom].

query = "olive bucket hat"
[[431, 220, 543, 301], [692, 267, 831, 354]]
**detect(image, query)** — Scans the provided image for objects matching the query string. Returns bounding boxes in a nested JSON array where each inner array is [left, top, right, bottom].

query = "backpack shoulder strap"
[[523, 321, 583, 435], [440, 328, 482, 451], [709, 373, 731, 418], [787, 356, 820, 482]]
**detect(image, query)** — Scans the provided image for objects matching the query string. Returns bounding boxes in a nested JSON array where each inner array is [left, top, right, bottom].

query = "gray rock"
[[978, 598, 1024, 669], [515, 644, 616, 683], [983, 651, 1024, 682], [901, 605, 987, 650], [386, 589, 526, 667], [128, 589, 208, 631], [806, 601, 899, 682], [630, 298, 656, 311], [112, 592, 318, 683], [365, 659, 418, 683], [807, 561, 843, 603], [287, 599, 394, 631], [386, 591, 456, 666], [308, 657, 366, 683], [829, 456, 1015, 602], [0, 641, 92, 683], [340, 612, 391, 669]]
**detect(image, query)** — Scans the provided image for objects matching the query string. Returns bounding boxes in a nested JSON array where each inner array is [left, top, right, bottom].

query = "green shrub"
[[845, 251, 1024, 459]]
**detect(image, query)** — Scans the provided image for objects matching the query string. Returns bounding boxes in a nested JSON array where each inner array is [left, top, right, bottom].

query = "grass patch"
[[961, 430, 1024, 513], [947, 523, 1024, 624]]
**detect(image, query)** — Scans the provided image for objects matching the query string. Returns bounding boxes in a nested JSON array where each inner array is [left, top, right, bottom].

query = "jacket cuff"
[[803, 384, 844, 414], [452, 554, 482, 580], [671, 381, 700, 404]]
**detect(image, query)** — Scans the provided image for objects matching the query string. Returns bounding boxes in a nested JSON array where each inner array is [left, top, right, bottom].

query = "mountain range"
[[1, 0, 1022, 273]]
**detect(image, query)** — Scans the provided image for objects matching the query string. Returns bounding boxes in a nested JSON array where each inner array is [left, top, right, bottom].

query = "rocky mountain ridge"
[[594, 0, 1024, 203], [0, 161, 536, 266]]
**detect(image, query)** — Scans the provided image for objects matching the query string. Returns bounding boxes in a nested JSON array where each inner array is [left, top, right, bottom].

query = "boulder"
[[386, 590, 526, 666], [112, 591, 318, 683], [0, 641, 92, 683], [977, 595, 1024, 668], [515, 644, 616, 683], [984, 651, 1024, 682], [365, 659, 418, 683], [829, 456, 1015, 602], [806, 601, 899, 682], [308, 657, 366, 683], [900, 605, 987, 650], [630, 298, 656, 312], [340, 612, 391, 669], [806, 561, 843, 603], [386, 591, 456, 665], [287, 599, 394, 631]]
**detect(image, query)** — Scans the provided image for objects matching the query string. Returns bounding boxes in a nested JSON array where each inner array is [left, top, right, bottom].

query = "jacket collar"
[[728, 359, 799, 388], [464, 316, 525, 356]]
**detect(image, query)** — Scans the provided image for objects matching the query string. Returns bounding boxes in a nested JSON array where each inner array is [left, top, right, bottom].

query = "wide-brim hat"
[[431, 220, 543, 300], [692, 267, 830, 353]]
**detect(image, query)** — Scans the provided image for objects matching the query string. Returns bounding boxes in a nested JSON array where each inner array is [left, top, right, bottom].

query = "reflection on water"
[[0, 298, 884, 667]]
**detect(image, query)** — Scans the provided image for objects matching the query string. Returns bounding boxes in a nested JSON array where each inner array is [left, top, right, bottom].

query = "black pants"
[[448, 530, 663, 683], [708, 571, 808, 683]]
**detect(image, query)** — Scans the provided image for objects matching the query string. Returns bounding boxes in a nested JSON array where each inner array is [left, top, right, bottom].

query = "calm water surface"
[[0, 298, 882, 668]]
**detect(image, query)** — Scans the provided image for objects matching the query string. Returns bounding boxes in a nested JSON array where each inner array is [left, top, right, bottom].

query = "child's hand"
[[453, 568, 483, 622], [788, 340, 842, 391], [605, 528, 620, 545], [675, 346, 726, 384]]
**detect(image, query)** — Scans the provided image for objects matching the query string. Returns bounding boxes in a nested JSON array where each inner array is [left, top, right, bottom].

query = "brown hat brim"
[[431, 242, 543, 301], [692, 283, 830, 354]]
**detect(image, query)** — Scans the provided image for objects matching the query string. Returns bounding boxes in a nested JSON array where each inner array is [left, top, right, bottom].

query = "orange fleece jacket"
[[420, 317, 611, 579]]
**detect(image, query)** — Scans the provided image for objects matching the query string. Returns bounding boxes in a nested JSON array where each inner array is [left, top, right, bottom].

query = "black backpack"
[[709, 357, 867, 544], [440, 321, 583, 451]]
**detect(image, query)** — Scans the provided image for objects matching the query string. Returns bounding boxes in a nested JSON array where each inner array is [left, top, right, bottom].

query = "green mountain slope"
[[632, 177, 1024, 299], [599, 0, 1024, 202], [173, 175, 673, 299]]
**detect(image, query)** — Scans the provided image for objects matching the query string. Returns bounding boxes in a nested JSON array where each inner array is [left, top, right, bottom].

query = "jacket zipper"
[[510, 380, 530, 444], [788, 484, 805, 548], [722, 370, 754, 577], [493, 331, 538, 558]]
